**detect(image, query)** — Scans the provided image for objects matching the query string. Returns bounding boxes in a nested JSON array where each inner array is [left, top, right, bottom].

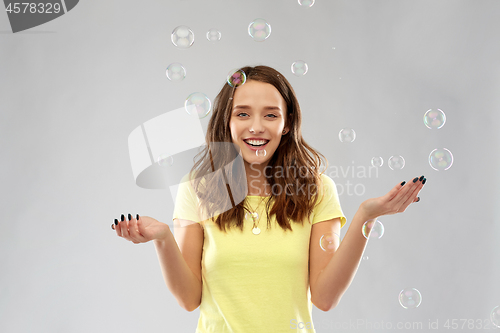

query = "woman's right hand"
[[112, 214, 169, 244]]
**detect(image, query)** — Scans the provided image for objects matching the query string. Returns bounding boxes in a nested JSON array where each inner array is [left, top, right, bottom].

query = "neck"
[[245, 161, 270, 196]]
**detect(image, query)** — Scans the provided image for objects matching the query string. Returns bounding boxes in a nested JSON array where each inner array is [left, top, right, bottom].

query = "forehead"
[[232, 80, 284, 105]]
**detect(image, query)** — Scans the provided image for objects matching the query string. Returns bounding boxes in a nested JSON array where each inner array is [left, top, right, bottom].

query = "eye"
[[237, 113, 277, 118]]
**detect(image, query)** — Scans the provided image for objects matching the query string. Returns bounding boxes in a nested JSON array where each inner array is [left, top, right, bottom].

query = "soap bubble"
[[227, 69, 247, 87], [424, 109, 446, 129], [248, 18, 271, 42], [291, 60, 308, 76], [339, 128, 356, 143], [256, 149, 267, 157], [388, 155, 405, 170], [245, 211, 259, 221], [491, 306, 500, 328], [166, 63, 186, 81], [171, 25, 194, 49], [362, 219, 384, 239], [399, 288, 422, 309], [206, 28, 221, 42], [185, 92, 211, 118], [298, 0, 315, 7], [429, 148, 453, 171], [319, 232, 338, 253], [371, 157, 383, 167], [157, 153, 173, 167]]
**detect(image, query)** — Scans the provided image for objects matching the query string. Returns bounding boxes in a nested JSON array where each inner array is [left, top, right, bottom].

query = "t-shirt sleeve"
[[312, 173, 347, 228], [171, 173, 203, 224]]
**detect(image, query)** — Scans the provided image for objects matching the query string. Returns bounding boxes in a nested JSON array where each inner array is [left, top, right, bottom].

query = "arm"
[[153, 223, 202, 312], [312, 210, 373, 311], [313, 177, 425, 311]]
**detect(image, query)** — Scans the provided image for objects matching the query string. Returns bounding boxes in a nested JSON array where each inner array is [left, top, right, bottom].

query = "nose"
[[250, 118, 265, 133]]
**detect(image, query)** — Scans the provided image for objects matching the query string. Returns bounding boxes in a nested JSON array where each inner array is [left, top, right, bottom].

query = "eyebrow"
[[232, 105, 281, 111]]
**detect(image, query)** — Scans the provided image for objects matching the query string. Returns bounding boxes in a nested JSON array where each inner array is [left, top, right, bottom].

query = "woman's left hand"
[[360, 175, 427, 221]]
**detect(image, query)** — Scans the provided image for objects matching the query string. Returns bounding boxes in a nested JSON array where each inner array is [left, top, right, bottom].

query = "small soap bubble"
[[298, 0, 315, 7], [157, 153, 173, 167], [227, 69, 247, 87], [429, 148, 453, 171], [206, 28, 221, 42], [166, 63, 186, 81], [388, 155, 405, 170], [424, 109, 446, 129], [256, 149, 267, 157], [362, 219, 384, 239], [339, 128, 356, 143], [319, 232, 338, 252], [491, 306, 500, 328], [185, 92, 212, 118], [399, 288, 422, 309], [245, 211, 259, 220], [362, 256, 369, 260], [291, 60, 308, 76], [371, 157, 383, 167], [171, 25, 194, 49], [248, 18, 271, 42]]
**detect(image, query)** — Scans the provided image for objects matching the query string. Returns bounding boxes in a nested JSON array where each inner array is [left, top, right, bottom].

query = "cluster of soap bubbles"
[[368, 156, 405, 169], [340, 109, 453, 171], [167, 18, 312, 85], [424, 109, 453, 170]]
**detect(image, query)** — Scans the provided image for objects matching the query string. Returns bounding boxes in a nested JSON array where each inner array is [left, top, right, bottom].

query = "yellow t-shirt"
[[172, 173, 346, 333]]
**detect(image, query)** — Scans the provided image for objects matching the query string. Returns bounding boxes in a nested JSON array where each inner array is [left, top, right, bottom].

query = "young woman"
[[112, 65, 426, 333]]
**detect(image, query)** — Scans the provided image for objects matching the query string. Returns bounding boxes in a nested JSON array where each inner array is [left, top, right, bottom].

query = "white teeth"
[[245, 140, 268, 145]]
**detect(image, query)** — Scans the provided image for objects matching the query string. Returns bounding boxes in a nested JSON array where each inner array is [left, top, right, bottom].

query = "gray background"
[[1, 0, 499, 332]]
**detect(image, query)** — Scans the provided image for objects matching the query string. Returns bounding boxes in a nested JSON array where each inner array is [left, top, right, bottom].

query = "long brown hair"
[[187, 65, 329, 233]]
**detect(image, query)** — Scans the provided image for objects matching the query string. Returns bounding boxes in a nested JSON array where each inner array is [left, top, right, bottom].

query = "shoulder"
[[317, 173, 336, 195]]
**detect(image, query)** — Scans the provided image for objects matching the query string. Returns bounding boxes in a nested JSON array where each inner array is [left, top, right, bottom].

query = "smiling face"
[[229, 80, 288, 168]]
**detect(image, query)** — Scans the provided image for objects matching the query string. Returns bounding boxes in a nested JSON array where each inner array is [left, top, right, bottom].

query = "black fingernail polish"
[[422, 178, 426, 184], [111, 224, 114, 230], [136, 214, 139, 220], [121, 214, 125, 221], [114, 219, 118, 225], [416, 197, 420, 202], [400, 181, 406, 186], [413, 177, 418, 183], [128, 213, 132, 221], [419, 175, 424, 181]]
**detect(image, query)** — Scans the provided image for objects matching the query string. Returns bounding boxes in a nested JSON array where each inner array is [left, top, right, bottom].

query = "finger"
[[115, 215, 125, 237], [399, 177, 425, 210], [119, 214, 131, 240], [128, 214, 145, 243], [392, 176, 422, 208], [385, 180, 407, 202]]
